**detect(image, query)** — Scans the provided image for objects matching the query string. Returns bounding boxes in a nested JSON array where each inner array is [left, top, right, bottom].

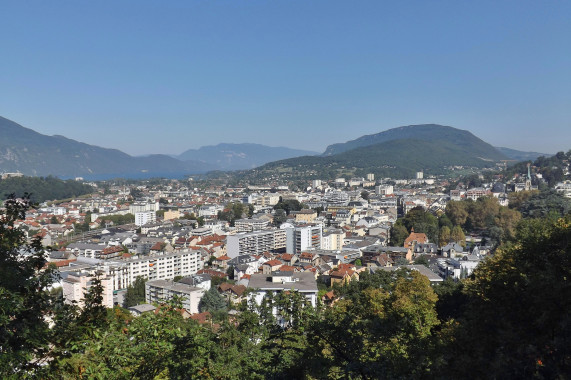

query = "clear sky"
[[1, 1, 570, 156]]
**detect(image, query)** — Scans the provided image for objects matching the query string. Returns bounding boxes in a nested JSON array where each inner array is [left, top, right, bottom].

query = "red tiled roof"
[[102, 246, 124, 254], [264, 259, 283, 267]]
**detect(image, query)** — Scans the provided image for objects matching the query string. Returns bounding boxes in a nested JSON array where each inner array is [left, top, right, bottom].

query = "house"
[[298, 251, 320, 266], [218, 283, 247, 304], [440, 243, 465, 258], [404, 228, 428, 249], [262, 259, 283, 274], [368, 253, 394, 268], [413, 243, 438, 256], [329, 263, 362, 287], [214, 255, 231, 270], [128, 304, 157, 316]]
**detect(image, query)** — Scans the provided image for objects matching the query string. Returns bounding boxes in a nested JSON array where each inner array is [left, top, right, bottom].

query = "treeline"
[[0, 176, 94, 202]]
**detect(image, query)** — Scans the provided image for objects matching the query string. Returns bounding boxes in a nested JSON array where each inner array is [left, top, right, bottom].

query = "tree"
[[123, 277, 147, 308], [199, 287, 227, 313], [438, 225, 451, 247], [273, 199, 304, 215], [360, 191, 369, 201], [273, 209, 287, 227], [0, 195, 58, 375], [450, 225, 466, 247], [443, 216, 571, 378], [399, 207, 439, 244], [308, 270, 440, 379], [413, 255, 430, 267], [446, 200, 469, 227], [390, 224, 409, 246]]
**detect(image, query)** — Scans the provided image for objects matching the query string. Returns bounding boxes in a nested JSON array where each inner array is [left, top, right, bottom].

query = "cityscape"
[[1, 1, 570, 379]]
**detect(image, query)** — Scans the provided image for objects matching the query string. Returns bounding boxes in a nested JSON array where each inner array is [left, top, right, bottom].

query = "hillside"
[[248, 138, 503, 181], [178, 143, 318, 171], [323, 124, 506, 161], [495, 146, 552, 162], [0, 176, 94, 202], [229, 125, 508, 182], [0, 116, 215, 179]]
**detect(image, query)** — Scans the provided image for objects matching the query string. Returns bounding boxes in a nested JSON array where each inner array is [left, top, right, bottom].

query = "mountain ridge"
[[178, 143, 318, 171], [0, 116, 320, 179], [234, 125, 509, 181], [0, 116, 214, 179]]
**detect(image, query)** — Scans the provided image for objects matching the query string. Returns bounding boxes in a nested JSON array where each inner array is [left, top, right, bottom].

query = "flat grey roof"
[[248, 272, 318, 292], [146, 279, 203, 294], [371, 265, 443, 282], [128, 304, 157, 313]]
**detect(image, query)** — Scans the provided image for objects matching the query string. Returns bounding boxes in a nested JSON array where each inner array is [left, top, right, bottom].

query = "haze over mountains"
[[178, 143, 318, 171], [0, 116, 550, 179], [0, 116, 316, 179]]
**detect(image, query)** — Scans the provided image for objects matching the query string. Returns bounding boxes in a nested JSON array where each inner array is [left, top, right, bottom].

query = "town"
[[3, 158, 568, 317]]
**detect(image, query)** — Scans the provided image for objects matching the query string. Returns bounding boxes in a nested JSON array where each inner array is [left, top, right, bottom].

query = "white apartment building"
[[129, 201, 159, 214], [125, 250, 202, 285], [226, 229, 287, 258], [321, 229, 345, 250], [281, 223, 322, 254], [62, 272, 114, 308], [145, 279, 205, 314], [198, 205, 223, 217], [135, 211, 156, 226], [90, 249, 203, 291], [254, 194, 280, 207], [234, 218, 270, 233], [375, 185, 394, 196]]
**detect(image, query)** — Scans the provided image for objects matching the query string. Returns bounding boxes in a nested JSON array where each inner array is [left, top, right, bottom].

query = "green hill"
[[235, 125, 508, 181], [323, 124, 506, 161]]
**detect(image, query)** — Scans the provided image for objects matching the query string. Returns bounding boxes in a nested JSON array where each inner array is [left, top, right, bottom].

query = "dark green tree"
[[0, 195, 58, 375], [442, 216, 571, 378], [123, 277, 147, 308], [199, 287, 227, 313]]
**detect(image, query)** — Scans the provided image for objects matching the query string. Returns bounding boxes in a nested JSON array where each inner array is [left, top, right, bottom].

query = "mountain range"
[[0, 116, 550, 180], [0, 117, 316, 179]]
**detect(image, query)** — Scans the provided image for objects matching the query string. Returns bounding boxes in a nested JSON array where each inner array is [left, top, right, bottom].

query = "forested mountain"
[[322, 124, 507, 160], [245, 134, 507, 181], [0, 116, 215, 179], [0, 176, 94, 202], [178, 143, 318, 171]]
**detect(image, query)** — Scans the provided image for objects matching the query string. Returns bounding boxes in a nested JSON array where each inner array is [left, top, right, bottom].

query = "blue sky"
[[1, 1, 570, 156]]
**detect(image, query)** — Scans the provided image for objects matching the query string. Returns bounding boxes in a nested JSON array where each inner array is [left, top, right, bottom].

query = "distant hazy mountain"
[[323, 124, 507, 161], [243, 124, 508, 180], [495, 147, 552, 162], [0, 116, 215, 179], [178, 143, 319, 171]]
